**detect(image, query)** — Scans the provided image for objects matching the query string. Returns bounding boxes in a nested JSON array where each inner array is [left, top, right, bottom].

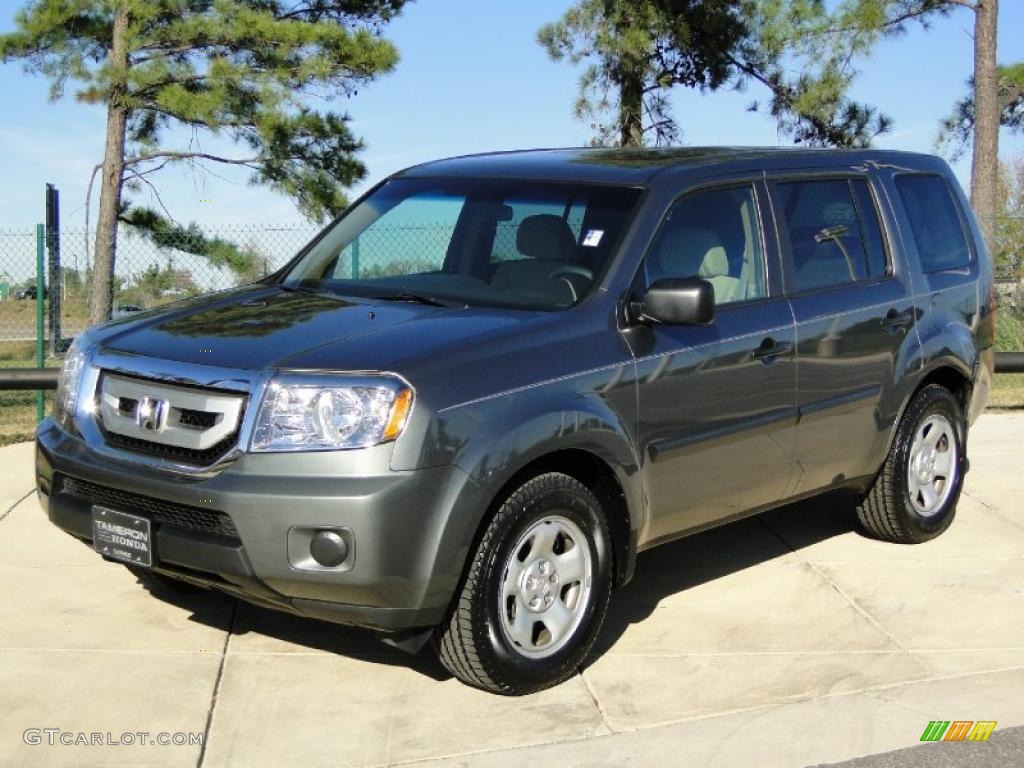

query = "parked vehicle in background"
[[16, 285, 47, 300], [111, 305, 145, 320], [37, 147, 994, 694]]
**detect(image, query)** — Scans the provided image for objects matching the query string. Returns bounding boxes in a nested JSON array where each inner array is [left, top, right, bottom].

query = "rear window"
[[895, 175, 971, 273], [775, 178, 889, 293]]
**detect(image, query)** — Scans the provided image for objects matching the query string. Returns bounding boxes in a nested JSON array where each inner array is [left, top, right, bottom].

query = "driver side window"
[[645, 185, 767, 305]]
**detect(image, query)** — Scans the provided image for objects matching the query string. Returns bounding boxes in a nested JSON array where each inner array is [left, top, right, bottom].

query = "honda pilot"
[[36, 147, 994, 694]]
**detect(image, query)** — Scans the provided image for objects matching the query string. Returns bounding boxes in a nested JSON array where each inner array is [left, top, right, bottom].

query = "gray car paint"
[[36, 147, 994, 634]]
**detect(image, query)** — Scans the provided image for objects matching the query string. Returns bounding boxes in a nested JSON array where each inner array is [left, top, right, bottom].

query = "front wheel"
[[436, 472, 613, 695], [857, 384, 966, 543]]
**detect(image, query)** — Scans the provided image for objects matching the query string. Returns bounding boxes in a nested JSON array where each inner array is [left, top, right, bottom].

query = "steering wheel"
[[546, 265, 595, 304], [548, 265, 594, 282]]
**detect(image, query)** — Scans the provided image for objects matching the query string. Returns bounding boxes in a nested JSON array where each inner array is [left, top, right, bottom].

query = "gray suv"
[[36, 148, 994, 694]]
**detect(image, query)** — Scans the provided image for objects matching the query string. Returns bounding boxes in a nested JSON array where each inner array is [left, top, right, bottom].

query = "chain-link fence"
[[0, 223, 314, 364], [0, 218, 553, 367], [2, 219, 1024, 367]]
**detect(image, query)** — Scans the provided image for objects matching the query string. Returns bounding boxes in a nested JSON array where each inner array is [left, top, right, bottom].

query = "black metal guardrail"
[[0, 353, 1019, 392], [0, 368, 59, 390], [998, 353, 1024, 373]]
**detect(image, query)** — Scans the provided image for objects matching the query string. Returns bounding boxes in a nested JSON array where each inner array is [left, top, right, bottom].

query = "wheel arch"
[[887, 360, 973, 456], [477, 448, 637, 589]]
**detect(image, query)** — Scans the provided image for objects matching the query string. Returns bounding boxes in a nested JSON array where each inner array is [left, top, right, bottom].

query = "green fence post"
[[36, 223, 45, 423], [351, 236, 360, 279]]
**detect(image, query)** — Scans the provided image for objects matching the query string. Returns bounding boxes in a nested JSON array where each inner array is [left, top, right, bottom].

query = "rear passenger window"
[[895, 175, 971, 273], [776, 178, 889, 293]]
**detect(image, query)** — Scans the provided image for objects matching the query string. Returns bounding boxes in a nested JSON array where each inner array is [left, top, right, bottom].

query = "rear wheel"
[[857, 384, 966, 543], [437, 472, 613, 695]]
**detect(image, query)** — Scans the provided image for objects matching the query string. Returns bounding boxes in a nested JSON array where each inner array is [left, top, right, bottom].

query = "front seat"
[[698, 245, 741, 303], [490, 214, 578, 301], [651, 226, 739, 303]]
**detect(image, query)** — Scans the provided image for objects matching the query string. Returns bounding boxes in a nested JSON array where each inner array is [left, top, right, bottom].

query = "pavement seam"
[[197, 599, 238, 768], [963, 490, 1024, 532], [382, 666, 1024, 767], [0, 489, 34, 524], [579, 668, 615, 735], [756, 517, 939, 677]]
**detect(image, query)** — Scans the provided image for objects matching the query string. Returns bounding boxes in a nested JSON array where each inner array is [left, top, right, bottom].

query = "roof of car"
[[395, 146, 945, 185]]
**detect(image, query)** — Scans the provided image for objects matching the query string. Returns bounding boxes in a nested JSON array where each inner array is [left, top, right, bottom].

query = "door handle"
[[881, 308, 914, 333], [752, 338, 793, 361]]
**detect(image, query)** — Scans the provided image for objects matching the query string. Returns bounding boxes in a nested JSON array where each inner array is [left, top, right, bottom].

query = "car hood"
[[96, 285, 535, 372]]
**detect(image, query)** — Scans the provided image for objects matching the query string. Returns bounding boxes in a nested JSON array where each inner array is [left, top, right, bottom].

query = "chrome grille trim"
[[98, 373, 244, 451], [71, 349, 272, 477]]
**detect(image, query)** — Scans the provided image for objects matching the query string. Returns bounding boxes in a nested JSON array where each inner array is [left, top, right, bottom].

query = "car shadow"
[[131, 573, 450, 681], [132, 490, 861, 684], [586, 490, 861, 661]]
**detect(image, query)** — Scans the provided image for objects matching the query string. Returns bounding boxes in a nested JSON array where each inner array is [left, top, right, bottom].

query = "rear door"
[[768, 172, 921, 494], [632, 180, 798, 544]]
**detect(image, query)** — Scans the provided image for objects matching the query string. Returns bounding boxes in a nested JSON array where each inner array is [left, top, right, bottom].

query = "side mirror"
[[633, 277, 715, 325]]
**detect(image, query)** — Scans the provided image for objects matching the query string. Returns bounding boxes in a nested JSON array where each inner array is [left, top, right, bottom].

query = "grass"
[[995, 307, 1024, 353], [0, 392, 50, 447], [0, 348, 59, 447], [990, 373, 1024, 410]]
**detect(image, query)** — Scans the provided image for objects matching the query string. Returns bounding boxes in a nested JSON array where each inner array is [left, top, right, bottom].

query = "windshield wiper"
[[279, 283, 349, 301], [279, 283, 320, 295], [369, 292, 464, 308]]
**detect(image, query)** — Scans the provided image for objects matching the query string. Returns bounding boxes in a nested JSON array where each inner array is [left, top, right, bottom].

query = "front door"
[[630, 181, 798, 546]]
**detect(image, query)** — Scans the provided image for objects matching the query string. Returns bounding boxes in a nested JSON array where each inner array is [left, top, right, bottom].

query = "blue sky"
[[1, 0, 1022, 231]]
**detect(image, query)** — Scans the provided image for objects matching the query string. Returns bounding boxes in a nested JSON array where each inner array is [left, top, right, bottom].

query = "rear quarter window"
[[894, 175, 972, 273]]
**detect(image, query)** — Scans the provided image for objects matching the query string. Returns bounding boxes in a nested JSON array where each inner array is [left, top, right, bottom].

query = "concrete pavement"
[[812, 725, 1024, 768], [0, 414, 1021, 767]]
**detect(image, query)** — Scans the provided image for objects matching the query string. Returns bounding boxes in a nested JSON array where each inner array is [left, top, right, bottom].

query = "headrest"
[[698, 247, 730, 278], [656, 227, 724, 278], [516, 214, 577, 262]]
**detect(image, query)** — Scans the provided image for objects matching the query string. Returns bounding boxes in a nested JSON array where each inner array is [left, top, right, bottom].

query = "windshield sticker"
[[582, 229, 604, 247]]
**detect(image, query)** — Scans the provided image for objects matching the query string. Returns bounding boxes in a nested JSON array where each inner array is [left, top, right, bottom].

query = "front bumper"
[[36, 419, 480, 633]]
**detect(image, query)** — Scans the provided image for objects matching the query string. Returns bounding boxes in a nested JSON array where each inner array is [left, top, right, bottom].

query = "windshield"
[[283, 178, 643, 310]]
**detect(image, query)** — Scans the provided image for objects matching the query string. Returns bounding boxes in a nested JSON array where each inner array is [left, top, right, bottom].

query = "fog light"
[[309, 530, 348, 568]]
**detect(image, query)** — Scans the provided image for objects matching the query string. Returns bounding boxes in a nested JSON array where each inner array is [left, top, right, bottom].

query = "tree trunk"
[[609, 0, 643, 148], [970, 0, 999, 249], [619, 74, 644, 147], [89, 2, 130, 325]]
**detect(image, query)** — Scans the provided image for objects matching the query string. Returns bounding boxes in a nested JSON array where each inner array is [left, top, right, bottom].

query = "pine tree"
[[538, 0, 746, 147], [939, 62, 1024, 161], [751, 1, 1002, 245], [537, 1, 890, 149], [0, 0, 405, 322]]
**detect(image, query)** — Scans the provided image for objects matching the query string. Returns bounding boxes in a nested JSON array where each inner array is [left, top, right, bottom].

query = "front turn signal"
[[383, 388, 413, 441]]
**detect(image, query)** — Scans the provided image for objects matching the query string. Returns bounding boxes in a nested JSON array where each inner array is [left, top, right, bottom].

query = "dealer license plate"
[[91, 506, 152, 567]]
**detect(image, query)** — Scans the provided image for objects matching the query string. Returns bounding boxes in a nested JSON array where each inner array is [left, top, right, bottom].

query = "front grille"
[[103, 430, 239, 466], [59, 475, 239, 539], [178, 408, 218, 429], [96, 372, 247, 466]]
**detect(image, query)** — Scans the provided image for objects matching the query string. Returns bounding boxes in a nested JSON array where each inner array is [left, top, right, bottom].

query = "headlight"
[[250, 376, 413, 452], [53, 336, 88, 426]]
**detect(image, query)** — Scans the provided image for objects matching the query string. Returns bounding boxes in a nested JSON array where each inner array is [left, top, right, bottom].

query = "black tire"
[[125, 564, 208, 594], [857, 384, 967, 543], [436, 472, 613, 695]]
